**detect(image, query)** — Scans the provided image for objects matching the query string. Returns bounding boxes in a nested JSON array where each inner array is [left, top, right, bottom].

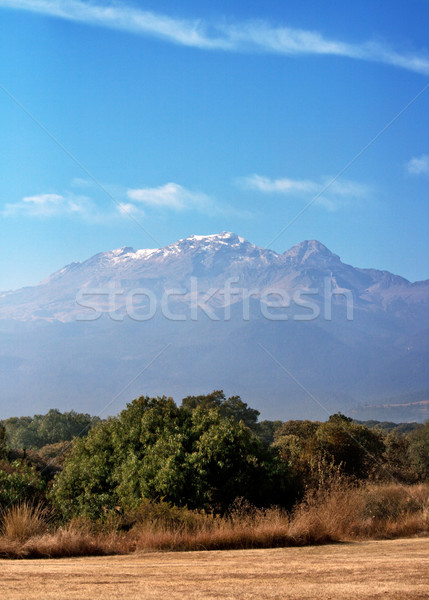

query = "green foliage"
[[315, 413, 385, 478], [407, 420, 429, 480], [181, 390, 260, 429], [0, 460, 46, 508], [273, 414, 386, 486], [253, 420, 283, 446], [0, 424, 6, 458], [2, 396, 426, 526], [354, 419, 422, 434], [50, 419, 118, 520], [381, 432, 416, 483], [51, 396, 289, 520], [275, 419, 319, 441], [181, 390, 225, 411], [1, 410, 100, 450]]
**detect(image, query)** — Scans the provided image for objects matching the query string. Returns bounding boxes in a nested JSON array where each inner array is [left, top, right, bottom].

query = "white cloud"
[[2, 190, 130, 221], [127, 183, 217, 214], [406, 154, 429, 175], [2, 181, 232, 220], [117, 201, 143, 216], [1, 0, 428, 76], [240, 174, 319, 195], [239, 174, 371, 210], [2, 193, 96, 217]]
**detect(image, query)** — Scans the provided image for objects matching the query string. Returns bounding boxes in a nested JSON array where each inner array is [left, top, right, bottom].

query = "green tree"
[[314, 413, 385, 478], [0, 460, 46, 508], [181, 390, 225, 412], [381, 432, 415, 483], [50, 418, 118, 520], [253, 420, 283, 446], [0, 423, 6, 458], [407, 420, 429, 480], [1, 410, 100, 450], [273, 415, 385, 486], [52, 395, 290, 519], [181, 390, 260, 429], [272, 420, 320, 492]]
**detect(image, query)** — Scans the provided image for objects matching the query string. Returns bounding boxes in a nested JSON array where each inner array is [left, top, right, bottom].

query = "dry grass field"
[[1, 537, 428, 600]]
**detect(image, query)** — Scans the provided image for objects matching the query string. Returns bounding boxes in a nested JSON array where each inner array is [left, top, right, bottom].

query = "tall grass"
[[0, 502, 48, 541], [0, 482, 428, 559]]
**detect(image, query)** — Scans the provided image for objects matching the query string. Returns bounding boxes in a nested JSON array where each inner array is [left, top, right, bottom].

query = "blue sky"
[[0, 0, 428, 290]]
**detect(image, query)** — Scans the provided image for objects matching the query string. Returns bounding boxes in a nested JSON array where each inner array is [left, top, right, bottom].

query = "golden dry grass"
[[0, 537, 428, 599], [0, 503, 48, 541], [0, 483, 428, 558]]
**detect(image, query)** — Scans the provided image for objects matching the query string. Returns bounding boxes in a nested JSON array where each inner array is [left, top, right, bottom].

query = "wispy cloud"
[[2, 192, 98, 218], [2, 181, 237, 220], [127, 183, 216, 214], [406, 154, 429, 175], [1, 0, 428, 76], [239, 174, 371, 210], [2, 188, 135, 221]]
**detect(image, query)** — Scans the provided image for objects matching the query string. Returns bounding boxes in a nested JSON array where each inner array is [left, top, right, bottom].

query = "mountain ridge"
[[2, 232, 425, 291], [1, 232, 427, 323]]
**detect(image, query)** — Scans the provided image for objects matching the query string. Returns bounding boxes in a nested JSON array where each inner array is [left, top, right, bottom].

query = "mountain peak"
[[283, 239, 338, 264], [178, 231, 246, 244]]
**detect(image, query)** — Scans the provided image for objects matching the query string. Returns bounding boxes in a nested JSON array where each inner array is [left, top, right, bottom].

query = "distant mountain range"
[[1, 232, 428, 421]]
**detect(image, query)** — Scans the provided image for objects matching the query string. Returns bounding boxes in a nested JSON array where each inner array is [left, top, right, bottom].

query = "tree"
[[314, 413, 385, 478], [275, 419, 319, 441], [1, 410, 100, 450], [0, 460, 46, 508], [51, 418, 118, 520], [381, 432, 415, 483], [0, 423, 6, 456], [272, 420, 320, 492], [51, 395, 290, 519], [253, 420, 283, 446], [181, 390, 225, 412], [407, 420, 429, 480], [273, 414, 385, 486], [181, 390, 260, 429]]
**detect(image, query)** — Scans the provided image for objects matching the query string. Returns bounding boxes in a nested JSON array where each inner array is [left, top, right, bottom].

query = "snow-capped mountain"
[[0, 233, 428, 420], [1, 232, 427, 324]]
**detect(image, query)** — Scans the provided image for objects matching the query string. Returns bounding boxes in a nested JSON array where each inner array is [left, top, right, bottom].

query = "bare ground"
[[1, 537, 428, 600]]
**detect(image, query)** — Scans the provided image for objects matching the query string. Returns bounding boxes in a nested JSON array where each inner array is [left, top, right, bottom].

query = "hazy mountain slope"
[[0, 233, 428, 420]]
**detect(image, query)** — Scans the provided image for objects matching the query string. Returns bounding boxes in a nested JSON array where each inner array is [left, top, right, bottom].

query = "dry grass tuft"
[[289, 480, 429, 541], [0, 503, 48, 542], [0, 526, 128, 559]]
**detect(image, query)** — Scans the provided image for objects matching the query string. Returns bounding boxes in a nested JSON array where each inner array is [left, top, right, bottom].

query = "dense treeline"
[[0, 392, 428, 520]]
